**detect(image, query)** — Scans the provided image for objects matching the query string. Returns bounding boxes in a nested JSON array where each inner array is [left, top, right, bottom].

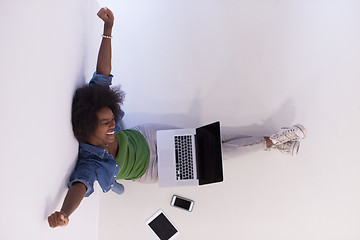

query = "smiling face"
[[88, 107, 116, 147]]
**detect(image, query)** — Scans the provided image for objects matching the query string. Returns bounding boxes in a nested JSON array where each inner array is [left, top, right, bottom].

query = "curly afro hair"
[[71, 85, 125, 143]]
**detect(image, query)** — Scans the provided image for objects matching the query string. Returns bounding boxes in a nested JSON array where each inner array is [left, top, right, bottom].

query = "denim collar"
[[79, 142, 107, 159]]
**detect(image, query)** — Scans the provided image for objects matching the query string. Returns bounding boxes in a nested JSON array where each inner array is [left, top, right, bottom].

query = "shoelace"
[[273, 128, 298, 143]]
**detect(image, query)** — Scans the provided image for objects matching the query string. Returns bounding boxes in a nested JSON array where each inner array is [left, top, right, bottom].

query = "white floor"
[[1, 1, 360, 240], [97, 1, 360, 240]]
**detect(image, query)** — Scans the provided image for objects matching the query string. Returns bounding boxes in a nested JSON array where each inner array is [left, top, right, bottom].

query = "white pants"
[[129, 123, 266, 183]]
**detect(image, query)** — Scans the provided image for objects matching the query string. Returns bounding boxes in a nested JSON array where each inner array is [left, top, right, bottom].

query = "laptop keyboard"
[[174, 135, 194, 180]]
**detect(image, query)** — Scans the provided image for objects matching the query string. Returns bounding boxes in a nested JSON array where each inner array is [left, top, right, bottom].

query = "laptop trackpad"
[[158, 149, 175, 167]]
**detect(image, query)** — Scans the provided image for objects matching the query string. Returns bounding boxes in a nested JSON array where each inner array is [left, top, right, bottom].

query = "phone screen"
[[174, 197, 191, 210]]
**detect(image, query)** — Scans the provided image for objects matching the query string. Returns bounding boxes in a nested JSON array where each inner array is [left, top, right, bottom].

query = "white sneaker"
[[270, 141, 300, 156], [270, 124, 307, 145]]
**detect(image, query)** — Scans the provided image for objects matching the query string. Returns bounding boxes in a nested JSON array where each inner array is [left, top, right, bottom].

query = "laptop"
[[157, 121, 223, 187]]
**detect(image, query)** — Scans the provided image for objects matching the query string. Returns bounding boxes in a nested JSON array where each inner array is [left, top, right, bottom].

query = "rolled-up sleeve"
[[89, 72, 113, 87], [68, 160, 96, 197]]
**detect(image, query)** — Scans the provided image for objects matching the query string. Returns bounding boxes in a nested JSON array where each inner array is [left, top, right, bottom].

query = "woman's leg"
[[221, 123, 307, 159], [129, 123, 179, 183], [221, 133, 268, 160]]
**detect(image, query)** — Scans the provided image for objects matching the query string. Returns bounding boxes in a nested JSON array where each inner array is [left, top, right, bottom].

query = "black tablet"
[[146, 210, 179, 240]]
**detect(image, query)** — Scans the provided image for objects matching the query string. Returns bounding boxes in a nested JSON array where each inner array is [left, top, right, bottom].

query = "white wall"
[[1, 0, 360, 239], [98, 0, 360, 239], [0, 0, 103, 239]]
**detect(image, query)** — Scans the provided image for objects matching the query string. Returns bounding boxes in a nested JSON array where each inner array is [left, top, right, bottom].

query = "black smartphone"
[[170, 195, 194, 212]]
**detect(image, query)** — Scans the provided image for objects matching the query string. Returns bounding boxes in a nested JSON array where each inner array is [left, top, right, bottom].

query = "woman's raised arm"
[[96, 7, 114, 76]]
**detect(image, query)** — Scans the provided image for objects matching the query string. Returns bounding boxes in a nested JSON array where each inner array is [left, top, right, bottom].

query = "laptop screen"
[[195, 121, 223, 185]]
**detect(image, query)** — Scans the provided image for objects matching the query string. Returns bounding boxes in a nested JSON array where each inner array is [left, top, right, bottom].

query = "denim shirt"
[[68, 72, 125, 197]]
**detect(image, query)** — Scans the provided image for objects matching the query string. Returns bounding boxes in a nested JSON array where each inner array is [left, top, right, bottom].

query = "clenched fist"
[[97, 7, 114, 28], [48, 211, 69, 228]]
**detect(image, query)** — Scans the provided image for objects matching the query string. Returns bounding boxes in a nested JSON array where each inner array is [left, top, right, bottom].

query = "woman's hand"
[[47, 183, 86, 229], [97, 7, 114, 28], [48, 211, 69, 228]]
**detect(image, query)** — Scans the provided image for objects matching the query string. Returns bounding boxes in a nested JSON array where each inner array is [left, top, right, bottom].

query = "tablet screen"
[[147, 211, 178, 240]]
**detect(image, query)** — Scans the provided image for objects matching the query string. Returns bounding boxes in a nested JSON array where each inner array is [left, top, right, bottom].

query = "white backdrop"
[[0, 0, 360, 239]]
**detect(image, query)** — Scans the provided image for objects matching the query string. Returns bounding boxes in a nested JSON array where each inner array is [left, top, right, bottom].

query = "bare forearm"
[[96, 25, 112, 76], [60, 182, 87, 217]]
